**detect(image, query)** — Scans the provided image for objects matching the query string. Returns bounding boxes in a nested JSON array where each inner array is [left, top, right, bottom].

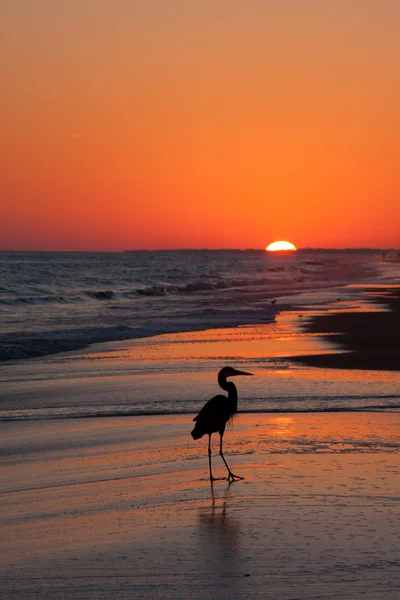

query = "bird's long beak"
[[233, 369, 253, 376]]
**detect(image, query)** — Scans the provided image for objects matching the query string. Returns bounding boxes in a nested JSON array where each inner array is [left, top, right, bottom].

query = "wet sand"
[[1, 413, 399, 599], [293, 287, 400, 370]]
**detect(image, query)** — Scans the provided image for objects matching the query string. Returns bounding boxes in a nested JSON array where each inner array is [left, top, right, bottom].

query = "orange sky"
[[1, 1, 399, 250]]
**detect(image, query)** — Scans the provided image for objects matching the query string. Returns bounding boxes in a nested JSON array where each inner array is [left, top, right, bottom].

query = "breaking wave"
[[1, 403, 399, 423]]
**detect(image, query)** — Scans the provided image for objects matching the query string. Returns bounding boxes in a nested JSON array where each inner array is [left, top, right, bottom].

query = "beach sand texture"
[[1, 282, 399, 599], [1, 414, 399, 599]]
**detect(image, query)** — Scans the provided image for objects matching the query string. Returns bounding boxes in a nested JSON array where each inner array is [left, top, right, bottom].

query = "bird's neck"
[[219, 378, 238, 412]]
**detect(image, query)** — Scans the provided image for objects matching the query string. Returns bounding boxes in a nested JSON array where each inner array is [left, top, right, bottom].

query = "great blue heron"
[[191, 366, 253, 483]]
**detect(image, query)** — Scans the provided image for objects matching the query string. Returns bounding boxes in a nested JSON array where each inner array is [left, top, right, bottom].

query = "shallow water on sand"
[[1, 414, 399, 599]]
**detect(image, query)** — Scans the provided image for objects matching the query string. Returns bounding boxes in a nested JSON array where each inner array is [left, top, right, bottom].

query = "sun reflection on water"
[[269, 416, 294, 437]]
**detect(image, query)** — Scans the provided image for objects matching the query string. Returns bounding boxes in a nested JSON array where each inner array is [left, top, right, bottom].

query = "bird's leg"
[[208, 434, 225, 483], [208, 435, 213, 482], [219, 433, 244, 483]]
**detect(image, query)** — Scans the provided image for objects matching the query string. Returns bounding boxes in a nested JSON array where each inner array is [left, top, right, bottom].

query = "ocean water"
[[1, 249, 400, 422], [0, 249, 380, 362]]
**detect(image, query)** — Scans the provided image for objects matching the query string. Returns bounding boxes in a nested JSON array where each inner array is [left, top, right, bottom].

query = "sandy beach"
[[1, 413, 399, 600], [293, 287, 400, 371]]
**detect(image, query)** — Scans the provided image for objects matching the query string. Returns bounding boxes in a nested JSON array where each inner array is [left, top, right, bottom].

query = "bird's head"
[[218, 366, 253, 380]]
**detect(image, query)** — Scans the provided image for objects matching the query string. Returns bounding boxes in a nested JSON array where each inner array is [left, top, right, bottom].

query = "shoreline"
[[293, 287, 400, 371], [0, 255, 385, 364]]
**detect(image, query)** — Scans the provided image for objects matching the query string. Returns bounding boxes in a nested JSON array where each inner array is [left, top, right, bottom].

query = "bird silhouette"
[[191, 366, 253, 483]]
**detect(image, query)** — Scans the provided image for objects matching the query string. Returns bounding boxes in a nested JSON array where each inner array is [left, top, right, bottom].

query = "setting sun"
[[266, 241, 297, 252]]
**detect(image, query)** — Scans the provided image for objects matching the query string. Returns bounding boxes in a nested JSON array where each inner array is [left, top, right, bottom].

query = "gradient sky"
[[1, 1, 399, 250]]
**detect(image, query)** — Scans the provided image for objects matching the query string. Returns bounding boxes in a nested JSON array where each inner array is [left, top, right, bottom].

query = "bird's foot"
[[227, 472, 244, 483], [210, 476, 226, 484]]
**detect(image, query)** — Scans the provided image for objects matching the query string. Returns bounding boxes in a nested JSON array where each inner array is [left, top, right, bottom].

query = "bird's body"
[[191, 394, 235, 439], [191, 366, 253, 483]]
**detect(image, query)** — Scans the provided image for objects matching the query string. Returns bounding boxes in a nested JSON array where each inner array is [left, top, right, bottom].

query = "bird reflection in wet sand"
[[191, 366, 253, 483], [196, 485, 244, 586], [198, 484, 241, 549]]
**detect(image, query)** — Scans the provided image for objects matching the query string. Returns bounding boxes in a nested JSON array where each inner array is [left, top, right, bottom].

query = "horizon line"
[[0, 247, 396, 253]]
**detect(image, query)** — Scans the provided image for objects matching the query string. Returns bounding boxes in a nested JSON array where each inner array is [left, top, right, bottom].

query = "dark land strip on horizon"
[[292, 287, 400, 371]]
